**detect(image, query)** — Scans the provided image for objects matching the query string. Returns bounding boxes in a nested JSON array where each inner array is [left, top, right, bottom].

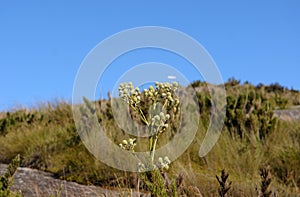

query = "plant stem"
[[151, 136, 158, 164], [139, 108, 149, 125], [149, 136, 153, 153], [131, 104, 149, 125]]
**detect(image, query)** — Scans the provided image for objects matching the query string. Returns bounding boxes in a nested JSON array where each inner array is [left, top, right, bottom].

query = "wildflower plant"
[[118, 81, 180, 167], [118, 81, 181, 196]]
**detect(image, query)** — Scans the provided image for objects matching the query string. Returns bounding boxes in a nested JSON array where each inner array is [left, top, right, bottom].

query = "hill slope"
[[0, 80, 300, 196]]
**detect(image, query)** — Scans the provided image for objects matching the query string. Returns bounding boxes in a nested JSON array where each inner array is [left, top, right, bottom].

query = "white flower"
[[172, 81, 178, 87], [167, 96, 174, 102], [163, 164, 169, 170], [154, 115, 160, 121], [158, 157, 163, 164], [129, 138, 136, 145], [165, 114, 170, 120], [149, 86, 154, 91], [164, 156, 171, 164], [138, 162, 146, 172]]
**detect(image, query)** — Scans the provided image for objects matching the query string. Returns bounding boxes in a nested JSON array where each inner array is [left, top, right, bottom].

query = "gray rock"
[[274, 108, 300, 121], [0, 164, 149, 197]]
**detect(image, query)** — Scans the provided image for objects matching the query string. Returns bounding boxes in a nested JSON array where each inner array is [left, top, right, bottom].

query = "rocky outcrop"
[[0, 164, 149, 197], [274, 107, 300, 121]]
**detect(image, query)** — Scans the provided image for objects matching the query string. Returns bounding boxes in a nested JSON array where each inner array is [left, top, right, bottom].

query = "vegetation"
[[216, 169, 232, 197], [118, 81, 180, 196], [257, 165, 273, 197], [0, 79, 300, 196], [0, 155, 21, 197]]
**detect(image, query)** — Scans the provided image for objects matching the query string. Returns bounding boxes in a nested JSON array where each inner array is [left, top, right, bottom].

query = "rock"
[[274, 108, 300, 121], [0, 164, 150, 197]]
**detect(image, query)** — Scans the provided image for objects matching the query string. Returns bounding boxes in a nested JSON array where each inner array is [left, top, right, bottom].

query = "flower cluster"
[[118, 82, 141, 105], [144, 82, 179, 105], [151, 112, 170, 135], [137, 156, 171, 172], [138, 162, 146, 172], [118, 81, 180, 172], [157, 156, 171, 170], [119, 138, 136, 152]]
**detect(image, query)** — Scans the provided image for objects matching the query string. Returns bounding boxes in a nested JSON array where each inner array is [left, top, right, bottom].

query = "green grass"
[[0, 81, 300, 196]]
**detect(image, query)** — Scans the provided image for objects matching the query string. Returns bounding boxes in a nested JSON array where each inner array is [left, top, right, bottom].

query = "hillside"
[[0, 80, 300, 196]]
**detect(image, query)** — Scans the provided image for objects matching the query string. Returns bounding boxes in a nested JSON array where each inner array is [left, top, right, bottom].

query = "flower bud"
[[133, 96, 137, 102], [129, 138, 136, 145], [164, 165, 169, 170], [121, 82, 127, 88], [167, 96, 174, 102], [154, 115, 160, 121], [158, 157, 163, 164], [149, 86, 154, 91], [159, 112, 165, 119], [164, 156, 171, 164], [165, 114, 170, 120]]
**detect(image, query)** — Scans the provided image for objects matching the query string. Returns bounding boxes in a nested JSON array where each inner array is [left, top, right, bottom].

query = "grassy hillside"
[[0, 80, 300, 196]]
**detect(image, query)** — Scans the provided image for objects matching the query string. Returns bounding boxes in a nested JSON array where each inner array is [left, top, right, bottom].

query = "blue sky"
[[1, 1, 300, 110]]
